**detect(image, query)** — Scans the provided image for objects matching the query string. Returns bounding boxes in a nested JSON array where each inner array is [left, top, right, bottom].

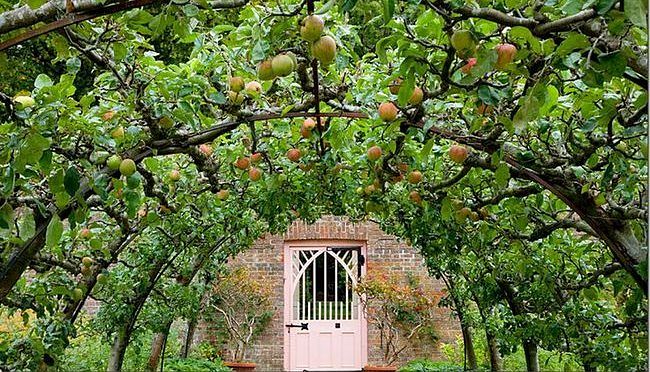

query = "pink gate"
[[284, 241, 367, 371]]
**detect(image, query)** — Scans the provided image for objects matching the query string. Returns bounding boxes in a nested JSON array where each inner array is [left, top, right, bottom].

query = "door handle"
[[285, 323, 309, 330]]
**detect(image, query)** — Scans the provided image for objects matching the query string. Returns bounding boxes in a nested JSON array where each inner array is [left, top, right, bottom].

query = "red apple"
[[287, 148, 301, 162], [449, 145, 468, 163], [367, 145, 382, 161], [495, 43, 517, 69], [461, 58, 477, 74], [235, 157, 250, 170]]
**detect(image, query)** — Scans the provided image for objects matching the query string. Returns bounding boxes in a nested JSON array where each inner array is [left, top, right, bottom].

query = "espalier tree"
[[0, 0, 646, 371]]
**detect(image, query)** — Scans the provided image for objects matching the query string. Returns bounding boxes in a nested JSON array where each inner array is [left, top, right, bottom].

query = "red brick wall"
[[200, 216, 460, 371]]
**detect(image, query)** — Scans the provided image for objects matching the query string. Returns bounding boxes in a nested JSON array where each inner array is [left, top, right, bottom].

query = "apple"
[[14, 95, 35, 108], [450, 30, 477, 58], [455, 207, 472, 221], [409, 190, 422, 204], [300, 14, 324, 42], [169, 169, 181, 182], [495, 43, 517, 69], [137, 208, 147, 218], [119, 159, 136, 176], [461, 58, 477, 74], [111, 126, 125, 140], [300, 124, 312, 139], [245, 81, 262, 95], [80, 265, 91, 277], [407, 170, 423, 184], [287, 148, 301, 162], [235, 157, 250, 170], [257, 59, 275, 81], [378, 102, 398, 121], [72, 288, 84, 301], [159, 116, 174, 129], [80, 228, 91, 239], [272, 54, 294, 77], [286, 52, 298, 70], [449, 145, 468, 163], [217, 189, 230, 200], [303, 118, 316, 130], [229, 76, 245, 92], [367, 145, 382, 161], [228, 91, 245, 105], [106, 155, 122, 170], [389, 78, 403, 95], [97, 273, 108, 285], [82, 257, 93, 267], [312, 36, 337, 65], [199, 144, 213, 157], [408, 87, 424, 105], [250, 153, 262, 163], [248, 167, 262, 181], [102, 110, 115, 121]]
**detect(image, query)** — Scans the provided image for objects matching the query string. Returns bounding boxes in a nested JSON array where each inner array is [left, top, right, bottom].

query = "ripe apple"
[[249, 167, 262, 181], [407, 170, 423, 184], [449, 145, 468, 163], [106, 155, 122, 170], [245, 81, 262, 95], [257, 59, 275, 81], [119, 158, 136, 176], [378, 102, 398, 121], [250, 153, 262, 163], [303, 118, 316, 130], [408, 87, 424, 105], [229, 76, 245, 92], [367, 145, 382, 161], [312, 36, 337, 65], [82, 257, 93, 267], [169, 169, 181, 182], [495, 43, 517, 69], [199, 144, 213, 157], [450, 30, 477, 58], [272, 54, 295, 77], [217, 189, 230, 200], [300, 124, 312, 139], [102, 110, 116, 121], [14, 95, 35, 108], [111, 126, 125, 140], [461, 58, 477, 74], [80, 228, 91, 239], [409, 190, 422, 204], [301, 14, 324, 42], [389, 78, 402, 95], [287, 148, 301, 162], [235, 157, 250, 170]]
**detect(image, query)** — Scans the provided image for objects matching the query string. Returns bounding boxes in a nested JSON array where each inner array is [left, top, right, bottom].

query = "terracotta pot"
[[223, 361, 256, 372], [363, 366, 398, 372]]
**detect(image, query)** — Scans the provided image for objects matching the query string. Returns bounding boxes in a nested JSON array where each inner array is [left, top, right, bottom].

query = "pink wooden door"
[[284, 243, 367, 371]]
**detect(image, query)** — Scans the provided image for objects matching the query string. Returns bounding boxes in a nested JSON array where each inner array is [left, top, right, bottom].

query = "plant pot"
[[224, 361, 256, 372], [363, 366, 397, 372]]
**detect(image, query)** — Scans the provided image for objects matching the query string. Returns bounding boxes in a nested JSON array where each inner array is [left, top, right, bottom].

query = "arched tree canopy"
[[0, 0, 647, 371]]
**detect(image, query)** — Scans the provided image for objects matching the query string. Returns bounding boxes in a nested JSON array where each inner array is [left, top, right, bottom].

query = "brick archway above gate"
[[283, 216, 369, 242]]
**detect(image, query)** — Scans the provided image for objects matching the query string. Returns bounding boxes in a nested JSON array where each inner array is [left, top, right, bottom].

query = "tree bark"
[[107, 327, 130, 372], [180, 317, 198, 358], [522, 339, 539, 372], [145, 322, 172, 372], [486, 330, 503, 372], [461, 323, 478, 371]]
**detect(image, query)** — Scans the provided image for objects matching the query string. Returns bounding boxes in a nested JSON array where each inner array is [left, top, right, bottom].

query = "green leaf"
[[624, 0, 648, 28], [382, 0, 395, 23], [340, 0, 358, 12], [555, 33, 590, 57], [0, 204, 14, 229], [494, 163, 510, 188], [397, 76, 415, 106], [26, 0, 48, 10], [64, 167, 80, 197], [596, 0, 618, 14], [34, 74, 53, 89], [598, 52, 627, 77], [46, 215, 64, 249], [15, 133, 50, 171]]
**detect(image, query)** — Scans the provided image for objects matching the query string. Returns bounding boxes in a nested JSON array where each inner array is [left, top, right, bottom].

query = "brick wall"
[[198, 216, 460, 371]]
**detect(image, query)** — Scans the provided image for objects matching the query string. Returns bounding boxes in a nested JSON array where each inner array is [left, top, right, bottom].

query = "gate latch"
[[285, 323, 309, 331]]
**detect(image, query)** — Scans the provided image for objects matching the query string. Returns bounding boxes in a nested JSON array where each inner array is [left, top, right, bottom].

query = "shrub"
[[164, 357, 230, 372], [399, 359, 464, 372]]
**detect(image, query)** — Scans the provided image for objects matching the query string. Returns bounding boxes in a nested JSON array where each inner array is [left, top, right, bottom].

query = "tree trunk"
[[486, 330, 503, 371], [522, 339, 539, 372], [461, 323, 478, 371], [145, 321, 172, 372], [107, 327, 130, 372], [180, 317, 198, 358]]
